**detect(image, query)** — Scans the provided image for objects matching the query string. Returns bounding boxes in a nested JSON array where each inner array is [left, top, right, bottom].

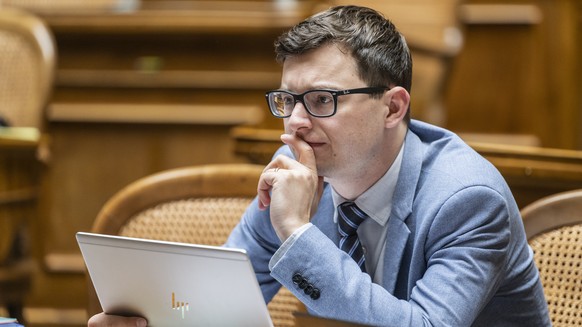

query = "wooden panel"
[[44, 2, 299, 130], [0, 131, 40, 262], [444, 0, 582, 149], [460, 4, 542, 24], [42, 123, 245, 256], [48, 103, 263, 125]]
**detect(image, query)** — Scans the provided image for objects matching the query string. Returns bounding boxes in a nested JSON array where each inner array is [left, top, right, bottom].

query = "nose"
[[285, 101, 312, 132]]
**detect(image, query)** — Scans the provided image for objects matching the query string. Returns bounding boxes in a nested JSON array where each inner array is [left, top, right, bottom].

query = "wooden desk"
[[469, 141, 582, 207], [232, 127, 582, 209], [0, 129, 40, 262]]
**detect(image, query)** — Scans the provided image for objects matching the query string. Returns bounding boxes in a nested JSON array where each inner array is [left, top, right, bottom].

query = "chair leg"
[[6, 303, 25, 325]]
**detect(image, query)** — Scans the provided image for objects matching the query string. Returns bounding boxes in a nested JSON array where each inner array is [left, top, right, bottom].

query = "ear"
[[383, 86, 410, 128]]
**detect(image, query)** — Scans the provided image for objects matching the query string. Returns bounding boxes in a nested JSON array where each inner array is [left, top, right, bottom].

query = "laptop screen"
[[77, 232, 273, 327]]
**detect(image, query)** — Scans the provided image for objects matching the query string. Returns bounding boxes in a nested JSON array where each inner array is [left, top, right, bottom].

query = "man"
[[89, 5, 550, 326]]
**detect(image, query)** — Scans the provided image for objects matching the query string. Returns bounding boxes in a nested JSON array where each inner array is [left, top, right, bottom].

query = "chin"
[[315, 163, 332, 178]]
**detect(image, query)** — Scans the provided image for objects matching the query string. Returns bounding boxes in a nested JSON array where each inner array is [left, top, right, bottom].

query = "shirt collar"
[[331, 142, 405, 226]]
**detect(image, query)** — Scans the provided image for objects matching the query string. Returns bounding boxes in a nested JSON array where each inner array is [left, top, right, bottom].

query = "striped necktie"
[[337, 201, 368, 272]]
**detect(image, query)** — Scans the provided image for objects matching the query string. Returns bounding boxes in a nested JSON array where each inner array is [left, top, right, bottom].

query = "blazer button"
[[292, 273, 303, 285], [304, 284, 313, 295], [310, 288, 321, 300], [298, 279, 308, 290]]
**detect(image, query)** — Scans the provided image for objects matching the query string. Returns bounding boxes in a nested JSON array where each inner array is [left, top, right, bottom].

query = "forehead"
[[280, 43, 361, 90]]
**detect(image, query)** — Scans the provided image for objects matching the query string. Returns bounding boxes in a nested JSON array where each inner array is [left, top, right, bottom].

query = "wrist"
[[276, 219, 310, 242]]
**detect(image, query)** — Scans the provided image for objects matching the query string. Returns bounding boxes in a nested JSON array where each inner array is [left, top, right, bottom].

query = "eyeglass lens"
[[269, 91, 335, 117]]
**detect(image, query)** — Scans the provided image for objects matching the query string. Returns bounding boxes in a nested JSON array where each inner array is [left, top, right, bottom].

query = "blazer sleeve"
[[224, 197, 285, 303], [269, 185, 512, 326]]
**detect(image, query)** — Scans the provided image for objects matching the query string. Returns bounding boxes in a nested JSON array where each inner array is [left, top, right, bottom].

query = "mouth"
[[307, 142, 325, 148], [294, 132, 325, 149]]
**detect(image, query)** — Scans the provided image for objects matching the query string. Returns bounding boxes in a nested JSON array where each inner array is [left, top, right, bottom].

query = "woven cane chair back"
[[90, 163, 300, 327], [119, 197, 251, 245], [0, 8, 54, 129], [521, 189, 582, 327]]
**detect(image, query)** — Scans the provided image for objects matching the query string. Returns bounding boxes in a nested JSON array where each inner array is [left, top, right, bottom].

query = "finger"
[[257, 158, 296, 210], [88, 313, 147, 327], [257, 165, 279, 210], [257, 175, 272, 210], [280, 134, 317, 172]]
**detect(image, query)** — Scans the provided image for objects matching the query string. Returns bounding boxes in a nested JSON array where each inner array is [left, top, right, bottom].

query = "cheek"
[[344, 118, 385, 150], [331, 122, 369, 153]]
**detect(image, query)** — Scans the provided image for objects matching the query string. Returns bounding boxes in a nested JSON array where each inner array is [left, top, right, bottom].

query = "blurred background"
[[0, 0, 580, 326]]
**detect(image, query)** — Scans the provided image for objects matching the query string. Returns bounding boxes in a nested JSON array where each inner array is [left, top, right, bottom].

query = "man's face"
[[280, 43, 391, 181]]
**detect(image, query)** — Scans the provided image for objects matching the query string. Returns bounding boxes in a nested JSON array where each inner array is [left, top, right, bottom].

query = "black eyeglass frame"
[[265, 87, 390, 118]]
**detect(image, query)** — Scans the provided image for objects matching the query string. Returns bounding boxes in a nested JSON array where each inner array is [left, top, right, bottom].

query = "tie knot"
[[338, 202, 367, 236]]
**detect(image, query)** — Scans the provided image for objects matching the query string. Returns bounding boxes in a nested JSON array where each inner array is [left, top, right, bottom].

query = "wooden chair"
[[0, 7, 55, 129], [520, 189, 582, 326], [0, 7, 55, 322], [89, 163, 302, 327]]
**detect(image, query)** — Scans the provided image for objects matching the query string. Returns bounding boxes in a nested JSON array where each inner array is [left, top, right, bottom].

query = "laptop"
[[76, 232, 274, 327]]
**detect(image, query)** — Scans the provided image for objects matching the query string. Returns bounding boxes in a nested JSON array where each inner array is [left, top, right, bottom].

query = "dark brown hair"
[[274, 5, 413, 95]]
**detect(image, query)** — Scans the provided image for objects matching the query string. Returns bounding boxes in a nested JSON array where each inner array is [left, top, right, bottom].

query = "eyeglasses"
[[265, 87, 389, 118]]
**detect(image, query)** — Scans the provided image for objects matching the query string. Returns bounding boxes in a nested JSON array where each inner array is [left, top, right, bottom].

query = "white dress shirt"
[[330, 144, 403, 283], [269, 143, 404, 285]]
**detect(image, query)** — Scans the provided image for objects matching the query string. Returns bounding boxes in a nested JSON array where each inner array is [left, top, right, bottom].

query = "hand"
[[88, 313, 147, 327], [257, 133, 324, 241]]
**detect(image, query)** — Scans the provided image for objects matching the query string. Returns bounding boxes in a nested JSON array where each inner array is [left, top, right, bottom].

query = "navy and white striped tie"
[[337, 201, 368, 272]]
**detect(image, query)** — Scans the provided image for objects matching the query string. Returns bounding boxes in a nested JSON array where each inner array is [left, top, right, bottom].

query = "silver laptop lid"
[[77, 232, 273, 327]]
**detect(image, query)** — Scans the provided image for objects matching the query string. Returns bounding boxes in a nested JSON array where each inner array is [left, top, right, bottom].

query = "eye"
[[273, 94, 292, 107], [282, 95, 295, 105], [316, 94, 333, 105]]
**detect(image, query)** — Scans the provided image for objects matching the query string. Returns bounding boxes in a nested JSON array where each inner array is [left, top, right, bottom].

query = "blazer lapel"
[[381, 218, 411, 294], [381, 128, 423, 294]]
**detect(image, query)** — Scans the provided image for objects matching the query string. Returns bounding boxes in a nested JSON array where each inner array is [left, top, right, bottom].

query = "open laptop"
[[76, 232, 273, 327]]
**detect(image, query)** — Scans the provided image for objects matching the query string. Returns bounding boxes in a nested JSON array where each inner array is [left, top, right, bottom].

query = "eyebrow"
[[277, 84, 346, 92]]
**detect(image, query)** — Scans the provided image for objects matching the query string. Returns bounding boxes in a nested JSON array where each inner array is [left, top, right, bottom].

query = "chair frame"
[[520, 188, 582, 239], [92, 163, 263, 235], [520, 189, 582, 326]]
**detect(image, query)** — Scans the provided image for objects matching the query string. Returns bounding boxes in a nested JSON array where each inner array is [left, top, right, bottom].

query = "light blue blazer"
[[225, 120, 550, 326]]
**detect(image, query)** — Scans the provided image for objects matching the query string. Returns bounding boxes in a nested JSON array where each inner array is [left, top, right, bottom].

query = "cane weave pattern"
[[529, 224, 582, 327]]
